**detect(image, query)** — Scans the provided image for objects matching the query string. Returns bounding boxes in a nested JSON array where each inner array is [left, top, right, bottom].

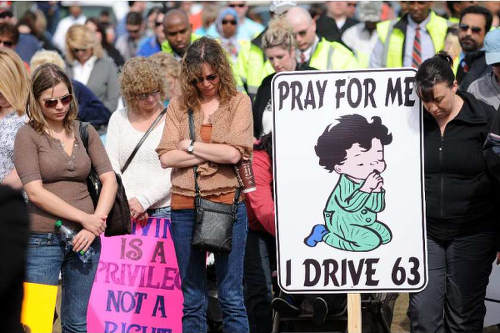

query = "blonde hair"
[[262, 17, 296, 51], [181, 37, 237, 111], [120, 57, 167, 112], [149, 52, 181, 79], [27, 63, 78, 134], [30, 50, 66, 72], [65, 24, 103, 62], [0, 47, 30, 116]]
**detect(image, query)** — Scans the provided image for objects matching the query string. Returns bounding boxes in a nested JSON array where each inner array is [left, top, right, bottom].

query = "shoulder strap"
[[121, 107, 167, 174], [79, 121, 90, 151]]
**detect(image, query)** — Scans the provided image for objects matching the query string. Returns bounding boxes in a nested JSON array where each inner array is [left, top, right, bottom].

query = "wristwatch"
[[187, 140, 195, 154]]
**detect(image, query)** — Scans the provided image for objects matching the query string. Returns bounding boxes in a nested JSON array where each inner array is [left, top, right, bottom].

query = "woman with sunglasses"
[[157, 37, 253, 333], [106, 57, 172, 222], [409, 52, 499, 332], [0, 48, 30, 189], [65, 24, 120, 113], [14, 63, 117, 333], [207, 7, 243, 63]]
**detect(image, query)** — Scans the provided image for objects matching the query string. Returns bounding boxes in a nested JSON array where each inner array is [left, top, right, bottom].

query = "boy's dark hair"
[[415, 51, 454, 103], [315, 115, 392, 172], [126, 11, 143, 26], [459, 5, 493, 32]]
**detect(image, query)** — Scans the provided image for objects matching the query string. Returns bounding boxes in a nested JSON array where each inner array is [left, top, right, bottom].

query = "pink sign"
[[87, 217, 183, 333]]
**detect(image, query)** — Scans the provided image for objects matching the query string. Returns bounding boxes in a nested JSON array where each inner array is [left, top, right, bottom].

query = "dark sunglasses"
[[459, 23, 482, 33], [191, 73, 218, 85], [44, 94, 73, 108], [347, 2, 357, 7], [0, 11, 13, 19], [0, 40, 14, 47], [295, 29, 308, 38], [222, 19, 237, 25], [155, 21, 163, 27], [493, 63, 500, 68], [72, 48, 89, 53], [229, 4, 245, 8]]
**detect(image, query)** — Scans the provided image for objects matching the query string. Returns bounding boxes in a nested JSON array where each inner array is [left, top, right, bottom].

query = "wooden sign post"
[[347, 293, 362, 333]]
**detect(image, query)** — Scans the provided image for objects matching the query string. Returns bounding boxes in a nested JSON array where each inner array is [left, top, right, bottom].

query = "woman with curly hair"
[[65, 24, 120, 112], [106, 57, 171, 222], [14, 63, 117, 333], [156, 37, 253, 333]]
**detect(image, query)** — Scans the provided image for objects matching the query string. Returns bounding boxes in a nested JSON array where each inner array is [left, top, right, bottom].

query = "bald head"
[[285, 6, 316, 51], [163, 9, 192, 56]]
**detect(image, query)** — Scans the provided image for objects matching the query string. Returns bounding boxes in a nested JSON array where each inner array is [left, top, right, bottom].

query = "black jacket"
[[424, 91, 498, 240], [316, 14, 358, 43], [457, 50, 491, 91], [252, 64, 316, 138]]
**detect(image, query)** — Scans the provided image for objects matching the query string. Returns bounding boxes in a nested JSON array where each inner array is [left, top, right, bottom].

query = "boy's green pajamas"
[[307, 174, 392, 251]]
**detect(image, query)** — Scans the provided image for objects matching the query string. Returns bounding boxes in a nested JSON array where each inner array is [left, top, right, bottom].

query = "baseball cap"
[[484, 28, 500, 65], [270, 1, 296, 15], [357, 1, 382, 23]]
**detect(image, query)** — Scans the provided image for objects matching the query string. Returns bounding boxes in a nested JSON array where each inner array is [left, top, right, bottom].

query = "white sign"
[[272, 69, 427, 293]]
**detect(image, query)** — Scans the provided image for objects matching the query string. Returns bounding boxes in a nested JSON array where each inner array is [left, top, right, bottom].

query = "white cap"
[[270, 1, 296, 15]]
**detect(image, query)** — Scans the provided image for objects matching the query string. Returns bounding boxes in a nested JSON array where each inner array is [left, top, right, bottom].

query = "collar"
[[393, 11, 434, 34], [407, 12, 431, 29], [73, 55, 97, 68]]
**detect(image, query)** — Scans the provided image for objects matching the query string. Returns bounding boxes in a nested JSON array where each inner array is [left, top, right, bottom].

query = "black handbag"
[[79, 108, 166, 236], [188, 110, 241, 253]]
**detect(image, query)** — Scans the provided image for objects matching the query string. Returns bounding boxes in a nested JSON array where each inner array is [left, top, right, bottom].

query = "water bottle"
[[55, 220, 95, 263]]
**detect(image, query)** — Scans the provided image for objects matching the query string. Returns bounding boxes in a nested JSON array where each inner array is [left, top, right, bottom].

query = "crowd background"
[[1, 1, 500, 333]]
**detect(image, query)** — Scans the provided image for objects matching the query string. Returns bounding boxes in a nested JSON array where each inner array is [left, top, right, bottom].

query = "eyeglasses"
[[43, 94, 73, 108], [155, 21, 163, 27], [347, 2, 357, 7], [229, 4, 246, 8], [459, 23, 482, 34], [0, 11, 13, 19], [0, 40, 14, 47], [72, 48, 89, 54], [294, 29, 308, 38], [191, 73, 218, 85], [136, 90, 160, 100], [222, 19, 237, 25]]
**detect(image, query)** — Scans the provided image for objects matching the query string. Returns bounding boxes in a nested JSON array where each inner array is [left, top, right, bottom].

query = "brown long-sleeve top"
[[156, 92, 253, 199], [14, 121, 113, 233]]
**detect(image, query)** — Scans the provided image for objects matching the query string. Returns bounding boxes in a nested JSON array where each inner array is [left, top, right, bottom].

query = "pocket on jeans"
[[27, 236, 43, 248]]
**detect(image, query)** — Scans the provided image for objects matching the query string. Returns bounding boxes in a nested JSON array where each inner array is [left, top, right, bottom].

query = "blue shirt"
[[136, 36, 162, 57]]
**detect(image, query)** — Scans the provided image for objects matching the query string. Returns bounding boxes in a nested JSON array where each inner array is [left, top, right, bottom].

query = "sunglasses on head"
[[229, 4, 245, 8], [222, 19, 237, 25], [459, 23, 482, 33], [72, 48, 89, 53], [44, 94, 73, 108], [191, 73, 218, 85], [0, 40, 14, 47]]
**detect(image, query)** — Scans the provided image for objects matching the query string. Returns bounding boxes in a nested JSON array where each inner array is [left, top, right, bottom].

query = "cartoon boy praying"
[[304, 114, 393, 252]]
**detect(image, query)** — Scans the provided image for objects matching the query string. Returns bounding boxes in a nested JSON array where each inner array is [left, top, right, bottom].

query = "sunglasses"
[[0, 40, 14, 47], [493, 63, 500, 68], [295, 29, 308, 38], [155, 21, 163, 27], [229, 4, 246, 8], [136, 90, 160, 100], [0, 11, 13, 19], [191, 73, 218, 85], [222, 19, 237, 25], [72, 48, 89, 54], [459, 23, 482, 34], [43, 94, 73, 108]]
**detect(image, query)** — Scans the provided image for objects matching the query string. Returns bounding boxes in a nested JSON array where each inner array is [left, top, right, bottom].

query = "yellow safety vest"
[[237, 37, 359, 96], [376, 11, 449, 68]]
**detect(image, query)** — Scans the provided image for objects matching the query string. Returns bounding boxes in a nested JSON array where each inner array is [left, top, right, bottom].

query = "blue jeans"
[[148, 206, 171, 219], [25, 232, 101, 333], [171, 202, 249, 333]]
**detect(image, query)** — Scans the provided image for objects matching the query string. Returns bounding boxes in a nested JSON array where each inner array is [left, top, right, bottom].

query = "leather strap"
[[121, 107, 167, 174]]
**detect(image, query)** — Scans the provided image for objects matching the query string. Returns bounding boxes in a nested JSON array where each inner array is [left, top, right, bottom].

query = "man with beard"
[[369, 1, 449, 68], [456, 5, 493, 90]]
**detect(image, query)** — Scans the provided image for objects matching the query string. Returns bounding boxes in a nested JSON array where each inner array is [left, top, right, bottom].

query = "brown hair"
[[0, 47, 30, 116], [65, 24, 103, 62], [120, 57, 167, 112], [181, 37, 237, 110], [27, 63, 78, 134]]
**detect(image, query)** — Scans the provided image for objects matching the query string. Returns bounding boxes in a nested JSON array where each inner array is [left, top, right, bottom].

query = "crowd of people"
[[1, 1, 500, 333]]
